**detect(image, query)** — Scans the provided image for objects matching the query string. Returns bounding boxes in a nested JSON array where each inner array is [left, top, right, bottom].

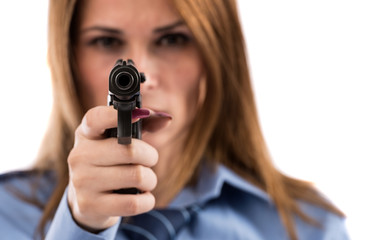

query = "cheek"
[[169, 59, 204, 126], [75, 55, 113, 110]]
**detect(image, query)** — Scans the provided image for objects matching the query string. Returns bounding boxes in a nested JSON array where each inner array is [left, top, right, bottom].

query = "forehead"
[[76, 0, 181, 30]]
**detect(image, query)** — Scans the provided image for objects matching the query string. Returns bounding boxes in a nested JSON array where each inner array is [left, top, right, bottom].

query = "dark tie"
[[119, 205, 200, 240]]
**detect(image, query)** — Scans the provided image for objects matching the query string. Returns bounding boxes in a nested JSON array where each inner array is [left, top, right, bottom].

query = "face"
[[74, 0, 205, 153]]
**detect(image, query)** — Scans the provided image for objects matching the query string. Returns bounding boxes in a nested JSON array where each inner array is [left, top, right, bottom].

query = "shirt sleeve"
[[45, 188, 121, 240]]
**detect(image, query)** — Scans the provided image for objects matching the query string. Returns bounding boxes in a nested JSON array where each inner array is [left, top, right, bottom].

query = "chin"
[[141, 130, 171, 150]]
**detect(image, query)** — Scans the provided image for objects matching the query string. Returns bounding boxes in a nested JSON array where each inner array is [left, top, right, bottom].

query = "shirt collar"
[[169, 162, 271, 208]]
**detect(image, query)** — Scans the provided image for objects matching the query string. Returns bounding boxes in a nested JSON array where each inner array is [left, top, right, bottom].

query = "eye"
[[87, 36, 123, 50], [156, 33, 190, 47]]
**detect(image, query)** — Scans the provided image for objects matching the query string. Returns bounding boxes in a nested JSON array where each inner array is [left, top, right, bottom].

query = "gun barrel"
[[108, 59, 145, 144]]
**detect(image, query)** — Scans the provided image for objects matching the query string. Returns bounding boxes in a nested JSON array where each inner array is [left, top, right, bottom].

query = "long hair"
[[34, 0, 81, 237], [35, 0, 344, 239]]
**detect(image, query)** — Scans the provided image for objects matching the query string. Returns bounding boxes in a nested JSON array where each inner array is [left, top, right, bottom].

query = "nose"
[[126, 47, 159, 91]]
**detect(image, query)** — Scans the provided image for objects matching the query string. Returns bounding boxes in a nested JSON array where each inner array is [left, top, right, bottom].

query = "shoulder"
[[0, 169, 56, 238], [296, 201, 349, 240], [0, 169, 55, 190], [0, 169, 56, 205], [0, 169, 47, 182], [174, 163, 349, 240]]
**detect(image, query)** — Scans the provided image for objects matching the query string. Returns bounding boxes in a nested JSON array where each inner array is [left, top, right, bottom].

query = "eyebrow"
[[153, 20, 186, 33], [80, 26, 122, 35], [79, 20, 186, 35]]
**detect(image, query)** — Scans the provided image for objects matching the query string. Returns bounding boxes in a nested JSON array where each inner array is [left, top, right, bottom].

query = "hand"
[[67, 106, 158, 232]]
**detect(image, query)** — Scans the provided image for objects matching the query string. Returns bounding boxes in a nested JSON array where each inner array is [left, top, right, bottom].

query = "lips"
[[141, 109, 172, 133]]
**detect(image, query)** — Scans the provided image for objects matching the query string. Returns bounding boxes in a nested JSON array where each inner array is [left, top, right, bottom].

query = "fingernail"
[[132, 108, 150, 119]]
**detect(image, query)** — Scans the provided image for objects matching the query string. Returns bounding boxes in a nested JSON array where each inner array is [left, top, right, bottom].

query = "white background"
[[0, 1, 376, 239]]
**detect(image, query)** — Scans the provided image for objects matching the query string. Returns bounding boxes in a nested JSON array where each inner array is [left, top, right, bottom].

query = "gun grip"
[[114, 100, 135, 145], [117, 106, 132, 144]]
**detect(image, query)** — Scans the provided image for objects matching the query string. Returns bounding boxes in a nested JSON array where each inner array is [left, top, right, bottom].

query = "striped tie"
[[119, 206, 199, 240]]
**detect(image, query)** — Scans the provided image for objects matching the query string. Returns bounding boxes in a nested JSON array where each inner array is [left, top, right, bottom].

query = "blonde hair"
[[35, 0, 344, 239]]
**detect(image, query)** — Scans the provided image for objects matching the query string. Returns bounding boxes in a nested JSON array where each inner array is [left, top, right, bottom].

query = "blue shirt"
[[0, 164, 349, 240]]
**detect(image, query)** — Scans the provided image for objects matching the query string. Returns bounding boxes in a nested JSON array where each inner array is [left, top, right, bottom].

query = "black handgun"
[[108, 59, 145, 194], [108, 59, 146, 145]]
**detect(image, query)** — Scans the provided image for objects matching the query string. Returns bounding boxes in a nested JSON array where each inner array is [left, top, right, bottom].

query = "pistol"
[[108, 59, 145, 194], [108, 59, 146, 145]]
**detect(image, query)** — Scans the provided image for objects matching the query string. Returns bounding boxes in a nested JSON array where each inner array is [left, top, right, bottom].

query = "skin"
[[68, 0, 205, 231]]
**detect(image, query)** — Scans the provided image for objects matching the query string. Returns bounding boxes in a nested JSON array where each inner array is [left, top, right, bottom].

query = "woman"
[[0, 0, 349, 239]]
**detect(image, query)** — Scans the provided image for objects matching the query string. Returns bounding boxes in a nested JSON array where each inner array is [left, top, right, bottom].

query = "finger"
[[79, 106, 116, 139], [99, 138, 158, 166], [79, 164, 157, 193], [95, 192, 155, 217], [70, 137, 158, 167]]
